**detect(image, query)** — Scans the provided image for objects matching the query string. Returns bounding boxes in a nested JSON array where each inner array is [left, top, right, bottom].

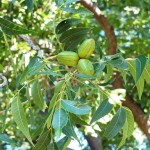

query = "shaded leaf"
[[61, 100, 91, 115], [57, 136, 71, 150], [11, 97, 33, 145], [55, 0, 63, 6], [0, 17, 33, 35], [31, 80, 47, 110], [47, 142, 59, 150], [62, 118, 78, 141], [95, 62, 106, 77], [119, 68, 127, 84], [70, 114, 89, 126], [0, 134, 15, 145], [135, 55, 146, 82], [59, 28, 89, 50], [74, 73, 96, 79], [91, 99, 113, 124], [33, 131, 51, 150], [95, 42, 103, 58], [56, 18, 80, 34], [104, 108, 126, 139], [31, 124, 43, 140], [25, 0, 34, 11]]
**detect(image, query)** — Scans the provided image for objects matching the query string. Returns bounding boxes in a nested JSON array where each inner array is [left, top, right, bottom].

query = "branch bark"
[[80, 0, 150, 139], [85, 135, 102, 150]]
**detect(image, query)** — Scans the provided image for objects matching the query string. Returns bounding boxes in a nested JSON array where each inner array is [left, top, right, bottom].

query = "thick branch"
[[85, 135, 102, 150], [80, 0, 117, 54], [80, 0, 150, 139]]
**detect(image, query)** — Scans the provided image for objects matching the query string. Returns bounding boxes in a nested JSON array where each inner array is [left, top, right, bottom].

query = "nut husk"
[[78, 39, 95, 58], [77, 59, 94, 76], [57, 51, 79, 66]]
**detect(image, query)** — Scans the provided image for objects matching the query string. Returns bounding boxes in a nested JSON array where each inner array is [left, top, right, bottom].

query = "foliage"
[[0, 0, 150, 149]]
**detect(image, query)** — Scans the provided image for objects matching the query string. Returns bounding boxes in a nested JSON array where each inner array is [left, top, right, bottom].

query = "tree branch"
[[80, 0, 150, 139]]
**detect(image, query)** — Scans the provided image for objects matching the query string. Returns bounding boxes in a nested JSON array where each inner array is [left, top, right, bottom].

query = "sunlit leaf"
[[61, 100, 91, 115], [128, 59, 145, 99], [117, 107, 134, 149], [52, 109, 68, 136], [143, 64, 150, 84], [11, 96, 33, 145]]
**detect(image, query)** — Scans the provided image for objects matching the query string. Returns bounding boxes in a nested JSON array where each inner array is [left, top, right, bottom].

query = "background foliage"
[[0, 0, 150, 149]]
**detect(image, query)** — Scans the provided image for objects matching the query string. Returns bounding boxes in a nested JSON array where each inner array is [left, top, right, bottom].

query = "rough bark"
[[80, 0, 150, 139]]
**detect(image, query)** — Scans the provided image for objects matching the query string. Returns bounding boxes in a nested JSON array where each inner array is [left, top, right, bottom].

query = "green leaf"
[[31, 80, 47, 110], [117, 107, 134, 149], [0, 64, 4, 71], [104, 108, 126, 139], [31, 123, 43, 140], [52, 109, 68, 134], [90, 99, 113, 124], [57, 136, 71, 150], [135, 55, 146, 82], [25, 0, 34, 11], [119, 68, 127, 84], [11, 96, 33, 145], [0, 134, 15, 145], [33, 131, 51, 150], [108, 57, 128, 69], [36, 70, 63, 77], [47, 142, 59, 150], [61, 100, 91, 115], [143, 64, 150, 84], [128, 59, 145, 99], [0, 30, 3, 38], [70, 114, 89, 126], [65, 0, 77, 5], [56, 18, 80, 34], [95, 42, 103, 58], [0, 17, 33, 35], [62, 118, 78, 141], [74, 73, 96, 79], [59, 28, 89, 50], [55, 0, 63, 6], [1, 109, 8, 132], [123, 107, 134, 137], [104, 64, 113, 82], [95, 62, 106, 77], [19, 57, 46, 84]]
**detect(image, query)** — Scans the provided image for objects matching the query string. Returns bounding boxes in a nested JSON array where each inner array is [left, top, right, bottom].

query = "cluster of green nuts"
[[57, 39, 95, 76]]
